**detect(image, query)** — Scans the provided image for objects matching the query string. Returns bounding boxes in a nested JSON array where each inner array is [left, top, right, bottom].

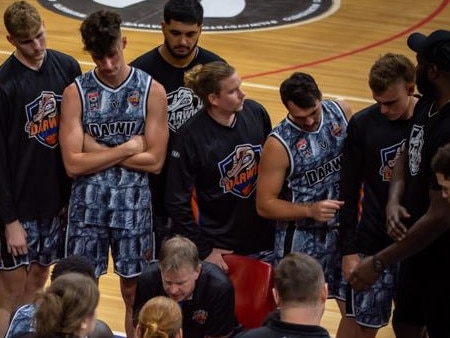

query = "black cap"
[[407, 30, 450, 71]]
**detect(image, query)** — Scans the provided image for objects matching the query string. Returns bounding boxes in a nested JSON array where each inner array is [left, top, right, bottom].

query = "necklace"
[[428, 102, 439, 117], [428, 100, 450, 117]]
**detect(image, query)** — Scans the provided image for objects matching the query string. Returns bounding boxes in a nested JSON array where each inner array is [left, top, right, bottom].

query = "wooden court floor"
[[0, 0, 449, 337]]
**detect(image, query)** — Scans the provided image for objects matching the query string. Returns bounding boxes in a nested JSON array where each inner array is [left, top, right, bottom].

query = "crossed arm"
[[59, 80, 168, 177]]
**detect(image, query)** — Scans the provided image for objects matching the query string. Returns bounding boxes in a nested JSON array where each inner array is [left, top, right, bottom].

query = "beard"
[[416, 66, 436, 99], [164, 38, 198, 60]]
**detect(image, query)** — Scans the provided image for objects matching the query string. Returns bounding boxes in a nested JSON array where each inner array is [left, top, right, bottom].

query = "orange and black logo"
[[24, 91, 61, 148], [219, 144, 261, 198]]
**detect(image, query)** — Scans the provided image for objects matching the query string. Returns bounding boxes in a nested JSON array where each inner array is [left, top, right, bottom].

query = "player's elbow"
[[152, 165, 163, 175], [149, 158, 165, 174], [62, 157, 84, 178], [148, 148, 167, 174], [256, 195, 272, 219], [64, 164, 79, 178], [257, 205, 272, 219]]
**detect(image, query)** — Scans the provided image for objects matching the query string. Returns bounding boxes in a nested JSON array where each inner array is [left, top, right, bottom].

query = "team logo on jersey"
[[192, 310, 208, 325], [111, 100, 120, 110], [24, 91, 61, 148], [167, 87, 203, 132], [330, 121, 343, 137], [379, 139, 407, 182], [87, 90, 100, 111], [296, 138, 311, 157], [318, 139, 328, 149], [219, 144, 261, 198], [408, 125, 424, 176], [128, 90, 140, 107], [37, 0, 337, 32]]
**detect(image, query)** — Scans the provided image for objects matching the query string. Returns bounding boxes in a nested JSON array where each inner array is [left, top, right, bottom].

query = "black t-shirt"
[[404, 97, 450, 224], [339, 103, 414, 255], [165, 100, 274, 258], [235, 310, 331, 338], [134, 261, 236, 338], [401, 97, 450, 274], [130, 46, 225, 217]]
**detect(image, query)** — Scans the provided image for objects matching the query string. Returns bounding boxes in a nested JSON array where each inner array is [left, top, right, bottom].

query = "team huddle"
[[1, 1, 450, 338]]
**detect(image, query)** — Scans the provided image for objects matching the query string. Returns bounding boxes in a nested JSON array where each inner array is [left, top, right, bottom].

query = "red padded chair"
[[222, 254, 276, 330]]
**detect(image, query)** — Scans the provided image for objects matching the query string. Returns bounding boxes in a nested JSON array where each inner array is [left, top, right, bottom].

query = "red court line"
[[242, 0, 449, 80]]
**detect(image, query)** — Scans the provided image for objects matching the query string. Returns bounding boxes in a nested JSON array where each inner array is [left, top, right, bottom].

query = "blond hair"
[[137, 296, 182, 338], [184, 61, 235, 108], [159, 235, 199, 274], [4, 1, 42, 38], [368, 53, 415, 93]]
